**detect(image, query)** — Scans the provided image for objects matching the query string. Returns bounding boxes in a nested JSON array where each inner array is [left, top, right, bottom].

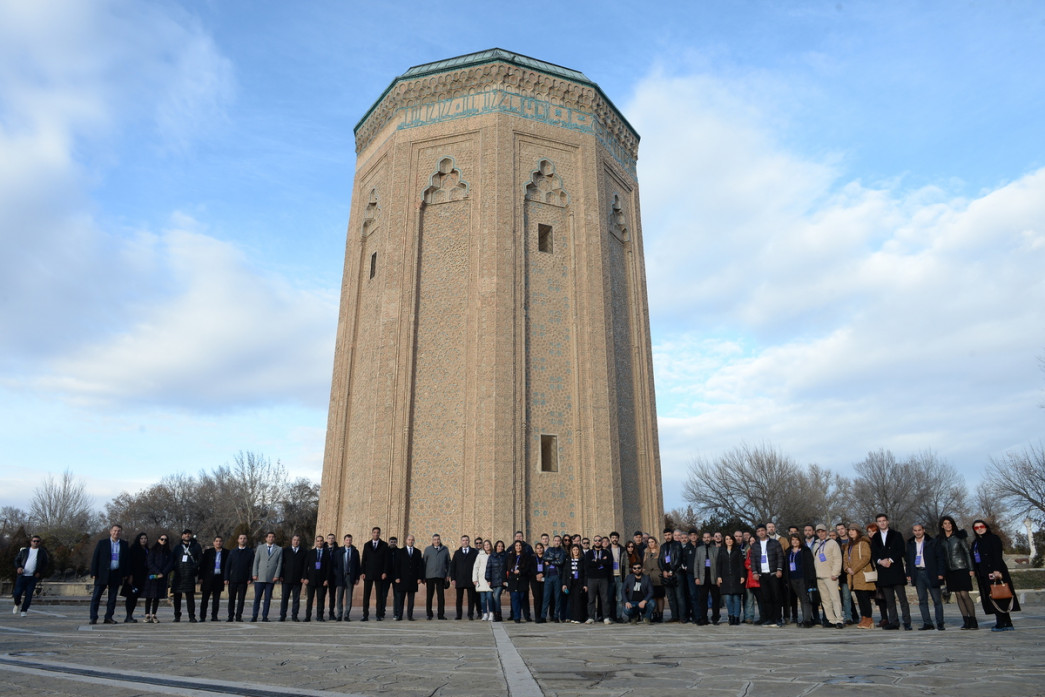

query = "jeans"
[[608, 576, 623, 619], [839, 579, 856, 622], [542, 574, 562, 619], [723, 593, 743, 618], [510, 590, 527, 620], [13, 575, 38, 613], [622, 600, 654, 621], [490, 586, 504, 618], [252, 581, 274, 620], [913, 568, 944, 626], [90, 577, 122, 622]]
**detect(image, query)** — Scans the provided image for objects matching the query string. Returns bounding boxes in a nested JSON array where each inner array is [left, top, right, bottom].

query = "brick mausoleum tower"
[[317, 49, 662, 542]]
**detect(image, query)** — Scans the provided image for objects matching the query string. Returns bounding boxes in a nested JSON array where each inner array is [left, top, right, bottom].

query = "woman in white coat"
[[473, 540, 494, 620]]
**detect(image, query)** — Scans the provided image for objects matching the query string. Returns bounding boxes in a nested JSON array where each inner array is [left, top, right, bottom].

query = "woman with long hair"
[[124, 532, 149, 623], [865, 522, 888, 625], [473, 540, 493, 621], [624, 540, 641, 569], [484, 540, 507, 621], [642, 537, 664, 621], [506, 540, 534, 622], [564, 544, 588, 623], [142, 533, 173, 623], [845, 525, 876, 629], [717, 531, 746, 625], [939, 515, 978, 629], [971, 519, 1020, 631]]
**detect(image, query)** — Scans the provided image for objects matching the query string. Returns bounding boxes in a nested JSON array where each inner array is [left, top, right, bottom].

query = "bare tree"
[[909, 450, 970, 528], [227, 451, 288, 539], [277, 477, 321, 541], [1, 506, 30, 539], [984, 442, 1045, 524], [684, 442, 813, 527], [29, 470, 96, 545]]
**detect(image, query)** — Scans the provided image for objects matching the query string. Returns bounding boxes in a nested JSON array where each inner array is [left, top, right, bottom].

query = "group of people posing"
[[12, 515, 1019, 633]]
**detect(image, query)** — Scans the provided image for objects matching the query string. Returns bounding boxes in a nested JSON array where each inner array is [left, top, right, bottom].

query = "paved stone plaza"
[[1, 601, 1043, 697]]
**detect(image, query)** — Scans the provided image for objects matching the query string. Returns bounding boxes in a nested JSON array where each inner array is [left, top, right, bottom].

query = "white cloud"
[[629, 70, 1045, 507]]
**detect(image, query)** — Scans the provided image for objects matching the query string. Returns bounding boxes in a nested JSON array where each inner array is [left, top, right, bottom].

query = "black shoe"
[[883, 623, 899, 630], [303, 617, 311, 622], [427, 616, 433, 621], [361, 617, 368, 622], [103, 618, 118, 624], [250, 617, 257, 622], [124, 617, 137, 623], [189, 617, 198, 623], [376, 616, 383, 621], [407, 616, 415, 621], [968, 618, 979, 630], [937, 623, 945, 631], [261, 618, 270, 622], [317, 617, 325, 622], [172, 617, 181, 623], [226, 617, 234, 622], [89, 619, 97, 625], [198, 617, 205, 623], [292, 617, 300, 622], [918, 623, 934, 631], [835, 623, 845, 629], [438, 616, 447, 620], [903, 623, 912, 631]]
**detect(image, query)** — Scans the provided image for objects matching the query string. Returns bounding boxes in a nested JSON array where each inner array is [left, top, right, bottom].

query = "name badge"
[[973, 551, 981, 563], [111, 551, 119, 562], [665, 554, 671, 563], [182, 554, 189, 563], [537, 563, 543, 572], [761, 554, 768, 564], [315, 560, 322, 569], [915, 554, 923, 566], [572, 570, 579, 579], [789, 561, 797, 572], [818, 553, 827, 562], [214, 562, 221, 573], [613, 561, 619, 570], [705, 559, 712, 567]]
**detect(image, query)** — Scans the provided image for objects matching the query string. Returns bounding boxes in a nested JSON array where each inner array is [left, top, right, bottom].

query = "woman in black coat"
[[563, 544, 588, 623], [782, 535, 818, 627], [939, 515, 978, 629], [716, 535, 746, 624], [971, 519, 1020, 631], [124, 532, 150, 623], [143, 534, 173, 623], [506, 540, 534, 622]]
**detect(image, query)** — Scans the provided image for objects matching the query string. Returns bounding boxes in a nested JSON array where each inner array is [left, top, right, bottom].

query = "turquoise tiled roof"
[[355, 48, 636, 141]]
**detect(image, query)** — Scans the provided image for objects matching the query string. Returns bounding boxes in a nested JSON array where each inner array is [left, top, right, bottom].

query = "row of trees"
[[0, 451, 319, 580], [675, 442, 1045, 552]]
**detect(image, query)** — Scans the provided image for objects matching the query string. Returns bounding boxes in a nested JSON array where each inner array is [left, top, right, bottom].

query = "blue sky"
[[2, 1, 1043, 516]]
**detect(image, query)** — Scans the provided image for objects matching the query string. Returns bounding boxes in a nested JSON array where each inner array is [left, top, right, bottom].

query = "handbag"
[[988, 579, 1014, 614], [863, 570, 878, 583]]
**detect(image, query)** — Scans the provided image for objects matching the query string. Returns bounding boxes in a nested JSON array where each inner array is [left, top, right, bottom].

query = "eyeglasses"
[[973, 525, 986, 530], [159, 537, 168, 542], [30, 539, 40, 544]]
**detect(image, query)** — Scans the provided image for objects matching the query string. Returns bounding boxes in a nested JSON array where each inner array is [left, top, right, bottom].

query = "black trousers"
[[362, 578, 389, 619], [305, 582, 326, 619], [393, 583, 416, 619], [280, 581, 302, 620], [426, 578, 446, 618], [172, 591, 196, 619], [89, 578, 122, 621], [200, 582, 222, 619], [529, 579, 544, 620], [227, 581, 248, 620], [696, 578, 721, 623], [455, 584, 478, 618], [757, 573, 781, 624]]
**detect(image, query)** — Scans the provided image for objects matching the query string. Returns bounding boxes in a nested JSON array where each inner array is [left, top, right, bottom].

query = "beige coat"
[[845, 537, 876, 591], [812, 537, 842, 579]]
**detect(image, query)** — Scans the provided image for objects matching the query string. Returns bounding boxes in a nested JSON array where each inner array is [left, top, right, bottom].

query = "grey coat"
[[252, 544, 283, 583], [422, 544, 450, 580]]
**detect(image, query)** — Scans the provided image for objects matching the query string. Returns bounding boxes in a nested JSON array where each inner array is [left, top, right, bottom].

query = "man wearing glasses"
[[13, 536, 50, 617], [622, 562, 654, 623]]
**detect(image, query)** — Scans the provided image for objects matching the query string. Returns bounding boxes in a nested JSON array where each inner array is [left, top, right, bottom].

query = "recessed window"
[[369, 252, 377, 279], [540, 434, 558, 472], [538, 224, 553, 253]]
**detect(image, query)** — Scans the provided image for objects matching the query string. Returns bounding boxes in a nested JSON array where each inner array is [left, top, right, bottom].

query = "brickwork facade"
[[318, 50, 662, 543]]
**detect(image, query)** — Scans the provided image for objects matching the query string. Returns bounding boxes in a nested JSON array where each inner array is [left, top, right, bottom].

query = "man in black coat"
[[450, 535, 479, 620], [906, 524, 947, 630], [224, 533, 255, 622], [392, 534, 425, 620], [361, 526, 391, 621], [751, 524, 784, 626], [171, 529, 203, 622], [870, 513, 912, 630], [89, 524, 130, 624], [280, 535, 307, 621], [303, 535, 330, 621], [198, 536, 228, 622]]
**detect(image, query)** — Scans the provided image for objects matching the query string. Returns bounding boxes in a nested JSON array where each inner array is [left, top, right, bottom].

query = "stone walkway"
[[1, 602, 1042, 696]]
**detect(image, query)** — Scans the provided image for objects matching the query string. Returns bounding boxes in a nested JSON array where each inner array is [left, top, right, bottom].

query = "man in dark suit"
[[324, 533, 340, 620], [332, 533, 360, 620], [280, 535, 306, 621], [870, 513, 912, 630], [303, 535, 330, 621], [450, 535, 479, 620], [224, 533, 254, 622], [198, 536, 228, 622], [89, 524, 130, 624], [392, 534, 425, 620], [361, 526, 391, 621]]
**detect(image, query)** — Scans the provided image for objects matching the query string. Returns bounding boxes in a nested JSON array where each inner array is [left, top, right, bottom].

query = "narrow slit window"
[[369, 252, 377, 279], [540, 434, 558, 472], [538, 224, 553, 253]]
